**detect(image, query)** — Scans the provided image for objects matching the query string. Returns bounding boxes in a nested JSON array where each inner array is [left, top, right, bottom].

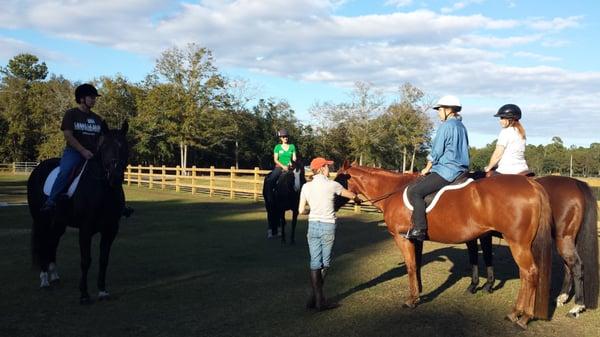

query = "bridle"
[[339, 168, 418, 205]]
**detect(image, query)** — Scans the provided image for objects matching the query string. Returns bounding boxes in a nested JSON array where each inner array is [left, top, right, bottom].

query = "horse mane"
[[349, 165, 418, 184]]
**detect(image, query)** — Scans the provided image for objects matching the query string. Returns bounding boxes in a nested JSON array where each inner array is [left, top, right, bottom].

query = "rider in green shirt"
[[265, 128, 297, 196]]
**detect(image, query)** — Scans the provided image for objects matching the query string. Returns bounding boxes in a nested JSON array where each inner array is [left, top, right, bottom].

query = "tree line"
[[1, 46, 598, 176]]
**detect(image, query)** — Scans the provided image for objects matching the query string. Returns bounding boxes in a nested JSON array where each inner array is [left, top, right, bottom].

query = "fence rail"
[[0, 162, 38, 173], [124, 164, 370, 213], [1, 162, 598, 213]]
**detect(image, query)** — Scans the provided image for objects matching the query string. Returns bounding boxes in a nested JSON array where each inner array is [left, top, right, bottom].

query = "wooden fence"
[[0, 162, 38, 173], [124, 164, 370, 213]]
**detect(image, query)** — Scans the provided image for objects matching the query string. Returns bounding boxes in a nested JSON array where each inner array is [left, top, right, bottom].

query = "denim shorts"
[[307, 220, 336, 270]]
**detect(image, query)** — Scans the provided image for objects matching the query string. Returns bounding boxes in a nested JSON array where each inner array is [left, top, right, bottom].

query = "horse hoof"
[[514, 321, 528, 330], [402, 298, 419, 309], [566, 305, 585, 318], [98, 291, 111, 301], [80, 296, 92, 305], [482, 282, 494, 294], [515, 316, 529, 330], [466, 283, 478, 294], [505, 313, 519, 323], [556, 293, 569, 307]]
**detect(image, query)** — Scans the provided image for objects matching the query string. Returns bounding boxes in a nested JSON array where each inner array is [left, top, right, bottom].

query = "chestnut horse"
[[335, 163, 553, 329], [467, 176, 599, 317]]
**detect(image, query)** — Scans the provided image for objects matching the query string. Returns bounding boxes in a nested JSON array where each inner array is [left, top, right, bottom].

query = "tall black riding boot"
[[306, 268, 328, 309], [310, 269, 338, 311]]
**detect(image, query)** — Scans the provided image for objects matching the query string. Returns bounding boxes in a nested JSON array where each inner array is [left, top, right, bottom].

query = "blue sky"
[[1, 0, 599, 148]]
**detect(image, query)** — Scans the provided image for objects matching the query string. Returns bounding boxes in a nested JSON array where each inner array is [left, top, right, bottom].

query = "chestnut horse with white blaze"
[[335, 163, 553, 329]]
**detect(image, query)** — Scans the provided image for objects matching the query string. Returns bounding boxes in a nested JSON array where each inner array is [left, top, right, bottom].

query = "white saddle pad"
[[403, 178, 474, 213], [43, 161, 88, 197]]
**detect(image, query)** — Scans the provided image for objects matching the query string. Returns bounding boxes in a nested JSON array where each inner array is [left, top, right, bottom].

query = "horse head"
[[334, 162, 419, 209], [289, 159, 306, 192], [97, 121, 129, 187]]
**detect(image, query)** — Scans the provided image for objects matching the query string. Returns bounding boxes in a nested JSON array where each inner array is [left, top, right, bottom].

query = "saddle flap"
[[402, 178, 474, 213], [43, 161, 88, 197]]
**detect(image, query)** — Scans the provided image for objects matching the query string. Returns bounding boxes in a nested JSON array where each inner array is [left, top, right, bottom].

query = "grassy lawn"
[[1, 174, 599, 337]]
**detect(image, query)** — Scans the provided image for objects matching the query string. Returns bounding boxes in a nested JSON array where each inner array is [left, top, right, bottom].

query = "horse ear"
[[341, 160, 350, 170], [121, 120, 129, 134]]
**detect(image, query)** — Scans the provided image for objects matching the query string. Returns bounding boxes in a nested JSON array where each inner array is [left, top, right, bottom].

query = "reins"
[[360, 188, 404, 204]]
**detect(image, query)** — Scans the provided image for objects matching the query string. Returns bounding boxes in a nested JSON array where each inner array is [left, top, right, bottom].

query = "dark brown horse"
[[335, 163, 553, 329], [467, 175, 598, 317]]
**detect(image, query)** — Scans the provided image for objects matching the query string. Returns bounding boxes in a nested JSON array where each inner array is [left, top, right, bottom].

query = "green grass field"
[[1, 174, 598, 337]]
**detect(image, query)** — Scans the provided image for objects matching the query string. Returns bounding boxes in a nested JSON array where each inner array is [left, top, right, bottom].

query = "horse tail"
[[532, 182, 553, 320], [27, 158, 60, 268], [28, 164, 44, 268], [575, 179, 599, 309]]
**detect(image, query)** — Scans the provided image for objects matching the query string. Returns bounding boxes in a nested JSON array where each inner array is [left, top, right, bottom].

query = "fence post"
[[161, 165, 166, 190], [191, 165, 197, 194], [137, 165, 142, 187], [149, 165, 154, 189], [13, 162, 16, 174], [127, 165, 131, 186], [176, 165, 181, 192], [210, 166, 215, 197], [230, 166, 235, 199], [354, 203, 361, 214], [254, 167, 260, 201]]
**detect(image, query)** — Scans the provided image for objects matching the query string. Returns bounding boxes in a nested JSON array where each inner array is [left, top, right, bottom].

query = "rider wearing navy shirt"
[[41, 84, 107, 211]]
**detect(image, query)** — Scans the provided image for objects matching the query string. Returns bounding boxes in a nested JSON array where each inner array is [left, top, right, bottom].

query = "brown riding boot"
[[310, 269, 338, 311]]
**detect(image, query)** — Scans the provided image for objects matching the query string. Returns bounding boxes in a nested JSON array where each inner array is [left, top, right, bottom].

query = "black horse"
[[263, 160, 306, 244], [28, 121, 129, 304]]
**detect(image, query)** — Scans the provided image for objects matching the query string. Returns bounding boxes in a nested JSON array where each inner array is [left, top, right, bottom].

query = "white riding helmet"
[[434, 95, 462, 112]]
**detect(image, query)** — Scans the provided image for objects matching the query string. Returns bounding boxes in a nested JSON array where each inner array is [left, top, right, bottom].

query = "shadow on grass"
[[334, 242, 567, 319]]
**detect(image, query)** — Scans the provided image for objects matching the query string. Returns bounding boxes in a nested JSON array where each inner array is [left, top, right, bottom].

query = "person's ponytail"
[[512, 120, 526, 140]]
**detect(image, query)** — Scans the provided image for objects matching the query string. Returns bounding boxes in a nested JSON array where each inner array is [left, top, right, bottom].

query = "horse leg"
[[78, 229, 93, 304], [567, 252, 586, 318], [480, 234, 495, 293], [504, 240, 539, 329], [556, 238, 586, 317], [280, 210, 286, 245], [393, 234, 420, 308], [48, 221, 66, 284], [465, 239, 480, 294], [38, 226, 51, 288], [555, 238, 574, 307], [97, 231, 117, 301], [290, 210, 298, 245], [414, 240, 423, 293]]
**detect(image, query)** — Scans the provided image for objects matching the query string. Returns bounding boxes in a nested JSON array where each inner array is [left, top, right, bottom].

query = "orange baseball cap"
[[310, 157, 334, 171]]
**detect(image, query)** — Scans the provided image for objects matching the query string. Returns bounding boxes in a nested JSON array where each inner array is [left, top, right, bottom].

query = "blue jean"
[[47, 147, 84, 204], [307, 220, 336, 270]]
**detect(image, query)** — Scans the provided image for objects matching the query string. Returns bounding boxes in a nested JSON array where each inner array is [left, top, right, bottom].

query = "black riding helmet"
[[277, 129, 289, 137], [75, 83, 101, 103], [494, 104, 521, 120]]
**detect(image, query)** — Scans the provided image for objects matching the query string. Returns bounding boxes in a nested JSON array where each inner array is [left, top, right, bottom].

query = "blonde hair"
[[510, 120, 526, 140]]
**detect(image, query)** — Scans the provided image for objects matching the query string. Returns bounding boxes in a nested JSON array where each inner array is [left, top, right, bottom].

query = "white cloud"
[[0, 37, 66, 63], [0, 0, 596, 145], [528, 16, 582, 31], [385, 0, 413, 8], [451, 34, 542, 48], [441, 0, 484, 14], [513, 51, 560, 62]]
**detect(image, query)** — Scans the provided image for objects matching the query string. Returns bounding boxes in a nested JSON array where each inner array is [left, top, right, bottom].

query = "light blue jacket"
[[427, 116, 470, 181]]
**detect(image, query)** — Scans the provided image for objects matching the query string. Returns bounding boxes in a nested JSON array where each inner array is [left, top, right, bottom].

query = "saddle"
[[43, 161, 88, 198], [484, 169, 535, 178], [403, 172, 473, 213]]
